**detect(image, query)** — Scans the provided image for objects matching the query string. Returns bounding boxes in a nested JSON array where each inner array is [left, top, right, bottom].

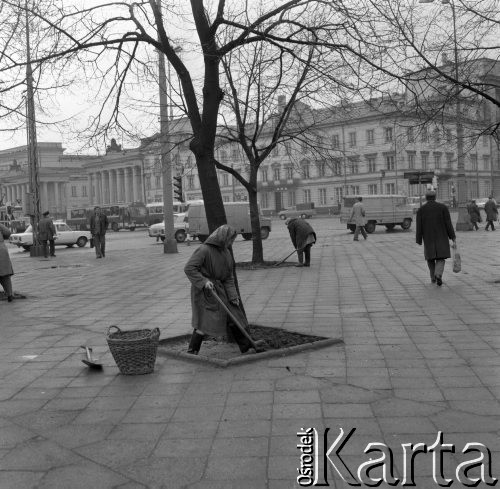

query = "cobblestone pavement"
[[1, 214, 499, 488]]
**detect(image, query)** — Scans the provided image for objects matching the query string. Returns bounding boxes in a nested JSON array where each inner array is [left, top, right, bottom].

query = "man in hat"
[[38, 211, 56, 258], [89, 206, 109, 259], [416, 190, 456, 286], [484, 195, 498, 231]]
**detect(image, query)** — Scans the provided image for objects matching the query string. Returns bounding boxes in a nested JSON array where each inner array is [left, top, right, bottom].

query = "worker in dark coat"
[[38, 211, 56, 258], [416, 190, 456, 286], [467, 200, 481, 231], [484, 196, 498, 231], [184, 224, 254, 355], [285, 217, 317, 267]]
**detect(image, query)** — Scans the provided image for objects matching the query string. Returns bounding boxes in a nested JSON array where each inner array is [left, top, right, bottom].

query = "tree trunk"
[[248, 184, 264, 263]]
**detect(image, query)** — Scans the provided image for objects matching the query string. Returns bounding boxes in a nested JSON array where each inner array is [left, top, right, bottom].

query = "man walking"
[[285, 218, 317, 267], [38, 211, 56, 258], [416, 190, 456, 286], [89, 206, 109, 258], [350, 196, 367, 241], [484, 196, 498, 231]]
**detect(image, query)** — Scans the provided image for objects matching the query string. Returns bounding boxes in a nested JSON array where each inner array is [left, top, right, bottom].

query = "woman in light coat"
[[0, 223, 14, 302], [184, 224, 252, 354]]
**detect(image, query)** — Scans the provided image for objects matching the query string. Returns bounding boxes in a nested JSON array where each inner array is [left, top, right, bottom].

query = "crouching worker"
[[184, 224, 255, 355]]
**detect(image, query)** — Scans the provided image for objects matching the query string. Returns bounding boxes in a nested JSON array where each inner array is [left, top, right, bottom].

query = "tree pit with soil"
[[158, 324, 342, 367], [236, 261, 298, 270]]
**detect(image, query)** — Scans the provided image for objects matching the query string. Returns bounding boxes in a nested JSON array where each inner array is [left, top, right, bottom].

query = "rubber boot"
[[187, 331, 204, 355]]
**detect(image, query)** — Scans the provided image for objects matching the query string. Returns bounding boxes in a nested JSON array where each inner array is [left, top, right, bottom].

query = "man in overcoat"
[[350, 197, 367, 241], [285, 217, 317, 267], [467, 200, 481, 231], [416, 190, 456, 286], [484, 196, 498, 231], [89, 206, 109, 258], [38, 211, 56, 258]]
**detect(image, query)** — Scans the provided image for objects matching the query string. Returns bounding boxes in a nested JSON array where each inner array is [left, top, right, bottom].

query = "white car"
[[148, 213, 189, 243], [9, 221, 92, 251]]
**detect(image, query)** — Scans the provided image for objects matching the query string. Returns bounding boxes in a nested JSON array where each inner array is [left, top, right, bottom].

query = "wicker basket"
[[107, 326, 160, 375]]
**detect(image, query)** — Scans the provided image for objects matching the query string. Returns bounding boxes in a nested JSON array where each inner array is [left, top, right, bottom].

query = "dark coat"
[[468, 203, 481, 223], [484, 199, 498, 221], [286, 218, 317, 251], [89, 214, 109, 235], [38, 217, 56, 240], [416, 201, 456, 260], [184, 227, 239, 337], [0, 224, 14, 277]]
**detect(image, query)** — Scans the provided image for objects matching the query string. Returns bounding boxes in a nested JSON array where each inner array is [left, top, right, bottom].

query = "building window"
[[385, 155, 395, 171], [332, 134, 340, 149], [187, 175, 195, 190], [304, 189, 311, 202], [223, 195, 230, 202], [319, 188, 327, 205], [421, 127, 428, 143], [222, 173, 229, 186], [273, 167, 281, 181], [261, 168, 268, 182], [366, 129, 374, 145], [231, 147, 239, 160], [284, 141, 292, 154], [82, 186, 87, 197], [350, 159, 359, 174], [421, 153, 429, 170], [288, 191, 296, 207], [407, 127, 414, 143], [483, 156, 490, 170], [71, 186, 77, 197], [483, 135, 489, 147], [335, 187, 343, 203], [367, 157, 376, 173], [384, 127, 393, 143], [385, 183, 396, 194], [145, 175, 151, 190], [446, 153, 454, 169], [271, 145, 280, 157], [351, 185, 360, 195], [408, 154, 416, 169], [348, 131, 357, 147], [155, 176, 161, 189], [471, 154, 478, 171], [302, 164, 310, 179], [446, 129, 453, 143], [332, 158, 342, 175], [260, 193, 269, 208], [286, 167, 294, 179], [433, 153, 442, 169], [368, 184, 378, 195], [317, 162, 326, 177]]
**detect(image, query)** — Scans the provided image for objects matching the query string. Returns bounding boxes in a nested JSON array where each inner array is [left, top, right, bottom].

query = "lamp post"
[[419, 0, 472, 230]]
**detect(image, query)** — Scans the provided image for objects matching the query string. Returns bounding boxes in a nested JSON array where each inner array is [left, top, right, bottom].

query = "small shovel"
[[80, 345, 103, 370], [210, 291, 267, 353]]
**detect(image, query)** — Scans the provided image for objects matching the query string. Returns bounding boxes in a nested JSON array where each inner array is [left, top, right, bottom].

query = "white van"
[[340, 195, 414, 233], [188, 201, 272, 242]]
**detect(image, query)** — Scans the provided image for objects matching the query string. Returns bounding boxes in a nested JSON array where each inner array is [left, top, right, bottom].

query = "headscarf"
[[205, 224, 237, 248], [285, 217, 297, 227]]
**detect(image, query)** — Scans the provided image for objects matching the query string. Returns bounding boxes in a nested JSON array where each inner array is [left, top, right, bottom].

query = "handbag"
[[452, 246, 461, 273], [90, 237, 94, 248]]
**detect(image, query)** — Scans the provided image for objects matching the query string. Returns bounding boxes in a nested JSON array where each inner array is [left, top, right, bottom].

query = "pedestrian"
[[89, 206, 109, 258], [484, 195, 498, 231], [38, 211, 57, 258], [350, 196, 367, 241], [467, 200, 481, 231], [416, 190, 456, 286], [0, 223, 14, 302], [184, 224, 258, 355], [285, 217, 317, 267]]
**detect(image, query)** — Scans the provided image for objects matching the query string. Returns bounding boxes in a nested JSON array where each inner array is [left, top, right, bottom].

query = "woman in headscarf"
[[184, 224, 252, 354]]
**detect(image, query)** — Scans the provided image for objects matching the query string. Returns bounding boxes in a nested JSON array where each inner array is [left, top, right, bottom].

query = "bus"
[[146, 201, 191, 225], [66, 202, 148, 232], [0, 204, 29, 232]]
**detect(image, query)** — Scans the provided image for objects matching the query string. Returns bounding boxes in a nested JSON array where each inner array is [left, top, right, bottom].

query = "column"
[[124, 167, 130, 203], [96, 172, 102, 204], [88, 174, 93, 206], [7, 186, 12, 203], [109, 170, 115, 203], [132, 166, 138, 202], [54, 182, 60, 213], [136, 166, 144, 203]]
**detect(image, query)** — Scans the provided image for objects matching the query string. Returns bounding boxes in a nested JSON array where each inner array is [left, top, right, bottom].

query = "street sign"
[[403, 171, 435, 185]]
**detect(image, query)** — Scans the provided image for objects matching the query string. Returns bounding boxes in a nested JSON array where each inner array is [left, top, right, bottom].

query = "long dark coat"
[[0, 224, 14, 278], [416, 201, 456, 260], [484, 199, 498, 221], [38, 217, 56, 240], [89, 214, 109, 235], [184, 226, 240, 337], [286, 218, 317, 251], [468, 203, 481, 223]]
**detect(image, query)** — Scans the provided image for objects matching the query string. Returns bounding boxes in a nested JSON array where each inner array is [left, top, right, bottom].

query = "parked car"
[[9, 221, 91, 251], [340, 195, 414, 233], [278, 202, 316, 220], [147, 213, 189, 243]]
